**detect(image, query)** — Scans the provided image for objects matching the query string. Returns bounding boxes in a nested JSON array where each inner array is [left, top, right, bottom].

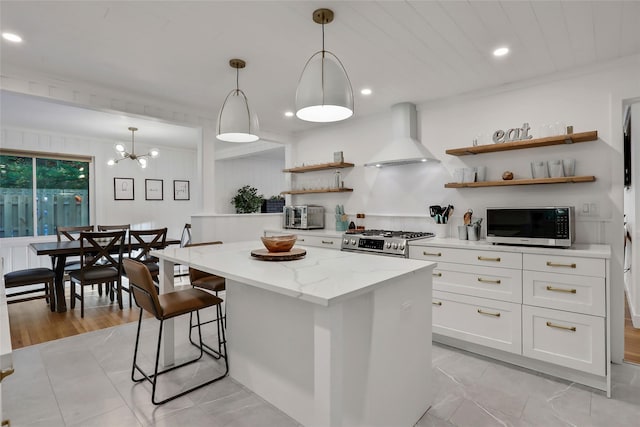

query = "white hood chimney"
[[364, 102, 439, 167]]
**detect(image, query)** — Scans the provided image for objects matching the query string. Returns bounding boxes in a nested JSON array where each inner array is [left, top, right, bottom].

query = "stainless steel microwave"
[[486, 207, 575, 248], [283, 205, 325, 230]]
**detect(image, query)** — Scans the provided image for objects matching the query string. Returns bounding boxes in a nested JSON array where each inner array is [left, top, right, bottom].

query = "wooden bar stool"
[[123, 258, 228, 405]]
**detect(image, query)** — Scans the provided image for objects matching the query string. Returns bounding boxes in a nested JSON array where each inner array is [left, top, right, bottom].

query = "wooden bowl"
[[261, 235, 297, 253]]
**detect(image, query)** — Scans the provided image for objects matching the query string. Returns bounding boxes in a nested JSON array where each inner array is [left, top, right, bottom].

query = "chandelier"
[[107, 127, 159, 168]]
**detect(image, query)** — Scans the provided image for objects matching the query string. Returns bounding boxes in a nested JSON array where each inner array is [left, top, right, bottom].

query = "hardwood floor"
[[624, 293, 640, 364]]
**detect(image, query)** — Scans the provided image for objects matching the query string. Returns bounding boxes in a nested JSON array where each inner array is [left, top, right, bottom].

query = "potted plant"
[[231, 185, 264, 213], [262, 195, 286, 213]]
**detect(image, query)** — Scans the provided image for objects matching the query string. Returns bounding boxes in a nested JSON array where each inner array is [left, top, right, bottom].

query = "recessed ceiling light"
[[493, 47, 509, 57], [2, 32, 23, 43], [361, 88, 372, 96], [284, 111, 294, 117]]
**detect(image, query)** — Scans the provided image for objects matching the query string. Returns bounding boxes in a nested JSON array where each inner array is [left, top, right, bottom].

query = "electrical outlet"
[[579, 202, 599, 217]]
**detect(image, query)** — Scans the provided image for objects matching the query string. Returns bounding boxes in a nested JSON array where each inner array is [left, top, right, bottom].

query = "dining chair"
[[123, 258, 228, 405], [4, 267, 55, 311], [69, 230, 126, 317], [186, 241, 226, 358], [97, 224, 131, 232], [57, 225, 101, 294], [173, 223, 192, 277], [121, 228, 167, 306]]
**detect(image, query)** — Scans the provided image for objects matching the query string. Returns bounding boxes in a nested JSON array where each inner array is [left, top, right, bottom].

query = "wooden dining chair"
[[186, 241, 226, 358], [57, 225, 101, 294], [97, 224, 130, 232], [69, 230, 126, 317], [121, 228, 167, 306], [123, 258, 228, 405]]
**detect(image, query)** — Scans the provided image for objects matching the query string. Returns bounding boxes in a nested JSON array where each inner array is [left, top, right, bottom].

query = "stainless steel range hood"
[[364, 102, 439, 167]]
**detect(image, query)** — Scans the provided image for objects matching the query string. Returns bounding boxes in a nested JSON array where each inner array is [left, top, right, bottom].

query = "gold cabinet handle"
[[321, 240, 334, 245], [478, 256, 501, 262], [477, 309, 501, 317], [2, 419, 10, 426], [546, 261, 576, 268], [299, 238, 305, 242], [477, 277, 501, 284], [546, 285, 577, 294], [432, 301, 442, 306], [0, 367, 15, 382], [423, 251, 442, 257], [546, 321, 576, 332], [433, 272, 442, 277]]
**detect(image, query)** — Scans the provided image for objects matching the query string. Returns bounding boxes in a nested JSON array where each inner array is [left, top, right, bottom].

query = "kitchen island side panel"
[[226, 269, 433, 427]]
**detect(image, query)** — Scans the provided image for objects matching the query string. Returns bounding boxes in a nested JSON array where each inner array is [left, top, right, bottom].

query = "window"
[[0, 152, 91, 238]]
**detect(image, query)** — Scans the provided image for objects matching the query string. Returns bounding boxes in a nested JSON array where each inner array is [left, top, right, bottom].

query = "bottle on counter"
[[356, 213, 365, 230]]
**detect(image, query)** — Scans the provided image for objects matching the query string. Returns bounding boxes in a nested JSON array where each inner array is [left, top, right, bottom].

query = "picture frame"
[[114, 177, 134, 200], [173, 180, 190, 201], [145, 179, 163, 201]]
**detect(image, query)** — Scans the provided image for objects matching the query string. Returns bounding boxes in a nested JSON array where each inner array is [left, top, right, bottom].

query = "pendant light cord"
[[236, 66, 239, 94], [131, 129, 135, 153], [321, 21, 325, 104]]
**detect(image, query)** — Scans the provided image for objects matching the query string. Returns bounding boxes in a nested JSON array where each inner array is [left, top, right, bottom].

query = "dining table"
[[29, 237, 180, 312]]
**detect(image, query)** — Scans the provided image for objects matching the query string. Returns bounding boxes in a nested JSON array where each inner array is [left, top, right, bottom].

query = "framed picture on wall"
[[145, 179, 163, 200], [114, 177, 134, 200], [174, 180, 190, 200]]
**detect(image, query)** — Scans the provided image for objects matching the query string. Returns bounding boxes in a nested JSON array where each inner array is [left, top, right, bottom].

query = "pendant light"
[[295, 8, 354, 123], [216, 59, 259, 142], [107, 127, 158, 169]]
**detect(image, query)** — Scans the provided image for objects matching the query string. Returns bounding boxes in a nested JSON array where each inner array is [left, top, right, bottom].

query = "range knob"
[[399, 244, 405, 251], [351, 239, 357, 245], [343, 238, 349, 245], [392, 242, 399, 249], [386, 242, 392, 248]]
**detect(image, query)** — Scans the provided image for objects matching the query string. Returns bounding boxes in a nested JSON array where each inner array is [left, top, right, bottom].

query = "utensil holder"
[[336, 220, 349, 231], [434, 224, 449, 238], [467, 225, 480, 241], [458, 225, 468, 240]]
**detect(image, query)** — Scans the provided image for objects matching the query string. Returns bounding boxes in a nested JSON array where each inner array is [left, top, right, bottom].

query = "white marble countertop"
[[152, 240, 435, 306], [264, 228, 344, 238], [409, 237, 611, 259]]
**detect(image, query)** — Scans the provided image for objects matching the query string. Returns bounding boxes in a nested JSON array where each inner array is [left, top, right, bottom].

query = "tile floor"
[[4, 313, 640, 427]]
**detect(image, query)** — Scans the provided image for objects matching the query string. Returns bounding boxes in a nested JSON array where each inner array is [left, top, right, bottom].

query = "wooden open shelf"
[[444, 176, 596, 188], [281, 188, 354, 195], [445, 131, 598, 156], [283, 162, 355, 173]]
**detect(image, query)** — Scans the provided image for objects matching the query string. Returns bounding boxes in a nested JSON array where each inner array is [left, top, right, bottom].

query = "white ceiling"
[[1, 1, 640, 147]]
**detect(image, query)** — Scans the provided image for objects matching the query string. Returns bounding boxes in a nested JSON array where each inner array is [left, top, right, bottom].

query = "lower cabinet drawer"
[[434, 262, 522, 303], [522, 305, 605, 376], [295, 235, 341, 249], [432, 290, 522, 355], [523, 270, 605, 316]]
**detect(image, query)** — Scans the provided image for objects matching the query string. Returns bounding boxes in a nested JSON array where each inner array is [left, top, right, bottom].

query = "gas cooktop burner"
[[358, 230, 435, 240]]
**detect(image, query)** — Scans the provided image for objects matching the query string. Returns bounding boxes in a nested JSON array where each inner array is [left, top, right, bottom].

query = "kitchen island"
[[152, 241, 436, 427]]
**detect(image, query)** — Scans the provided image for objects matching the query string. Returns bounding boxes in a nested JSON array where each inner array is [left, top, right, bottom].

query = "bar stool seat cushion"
[[159, 288, 223, 319], [191, 275, 225, 293], [5, 268, 55, 287]]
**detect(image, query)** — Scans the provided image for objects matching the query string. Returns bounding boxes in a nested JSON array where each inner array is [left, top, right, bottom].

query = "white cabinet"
[[433, 290, 521, 354], [410, 241, 610, 394], [522, 305, 605, 376], [264, 230, 342, 250]]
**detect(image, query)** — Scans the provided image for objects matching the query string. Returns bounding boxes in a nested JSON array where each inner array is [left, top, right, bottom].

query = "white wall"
[[215, 155, 286, 214], [291, 55, 640, 363], [0, 127, 198, 271]]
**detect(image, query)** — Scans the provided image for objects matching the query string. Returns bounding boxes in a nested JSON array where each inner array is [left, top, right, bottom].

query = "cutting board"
[[251, 248, 306, 261]]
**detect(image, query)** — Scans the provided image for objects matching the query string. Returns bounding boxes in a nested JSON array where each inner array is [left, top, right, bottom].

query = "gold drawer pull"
[[0, 367, 15, 382], [433, 272, 442, 277], [423, 251, 442, 257], [478, 256, 501, 262], [546, 261, 576, 268], [299, 238, 305, 242], [321, 240, 334, 245], [477, 277, 501, 284], [432, 301, 442, 306], [477, 309, 501, 317], [2, 419, 10, 427], [546, 285, 577, 294], [546, 321, 576, 332]]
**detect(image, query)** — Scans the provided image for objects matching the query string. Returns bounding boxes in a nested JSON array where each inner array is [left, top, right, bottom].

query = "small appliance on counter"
[[283, 205, 325, 230], [486, 206, 574, 247]]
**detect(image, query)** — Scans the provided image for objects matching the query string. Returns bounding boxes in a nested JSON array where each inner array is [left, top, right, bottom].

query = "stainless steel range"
[[341, 229, 435, 258]]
